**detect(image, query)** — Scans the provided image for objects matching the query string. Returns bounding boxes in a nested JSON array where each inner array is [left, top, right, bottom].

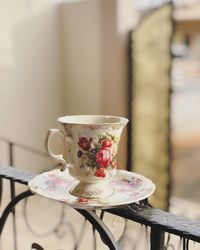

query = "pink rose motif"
[[94, 167, 106, 178], [101, 138, 112, 148], [96, 147, 112, 168], [78, 197, 90, 203], [78, 137, 92, 151]]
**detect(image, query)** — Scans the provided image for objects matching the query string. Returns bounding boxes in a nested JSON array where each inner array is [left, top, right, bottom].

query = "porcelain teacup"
[[45, 115, 128, 199]]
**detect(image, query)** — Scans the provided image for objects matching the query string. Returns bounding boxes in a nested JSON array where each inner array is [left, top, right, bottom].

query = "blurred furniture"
[[129, 3, 174, 210]]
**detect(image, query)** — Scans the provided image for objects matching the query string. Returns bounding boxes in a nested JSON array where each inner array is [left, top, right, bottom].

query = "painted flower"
[[96, 147, 112, 168], [101, 138, 112, 148], [90, 148, 97, 154], [111, 161, 117, 168], [94, 167, 106, 178], [78, 197, 89, 203], [77, 151, 83, 157], [78, 137, 92, 151]]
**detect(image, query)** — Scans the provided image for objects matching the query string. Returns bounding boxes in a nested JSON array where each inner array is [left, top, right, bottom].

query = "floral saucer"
[[28, 169, 155, 210]]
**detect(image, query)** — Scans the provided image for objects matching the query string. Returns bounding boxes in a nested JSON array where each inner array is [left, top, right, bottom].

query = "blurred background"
[[0, 0, 199, 249]]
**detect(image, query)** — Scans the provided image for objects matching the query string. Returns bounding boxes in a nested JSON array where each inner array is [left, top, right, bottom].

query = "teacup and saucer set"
[[28, 115, 155, 210]]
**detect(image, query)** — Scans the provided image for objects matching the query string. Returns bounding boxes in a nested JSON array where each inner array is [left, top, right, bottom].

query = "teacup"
[[45, 115, 128, 199]]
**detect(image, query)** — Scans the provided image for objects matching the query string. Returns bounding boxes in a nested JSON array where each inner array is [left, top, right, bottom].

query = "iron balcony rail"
[[0, 137, 199, 250], [0, 165, 199, 250]]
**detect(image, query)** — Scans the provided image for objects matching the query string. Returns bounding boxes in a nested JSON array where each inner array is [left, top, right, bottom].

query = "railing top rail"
[[0, 165, 36, 185], [0, 137, 48, 157], [0, 164, 199, 243], [107, 204, 200, 243]]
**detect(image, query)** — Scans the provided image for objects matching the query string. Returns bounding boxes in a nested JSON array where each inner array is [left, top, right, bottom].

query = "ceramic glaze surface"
[[28, 169, 156, 210], [64, 124, 123, 181], [45, 115, 128, 198]]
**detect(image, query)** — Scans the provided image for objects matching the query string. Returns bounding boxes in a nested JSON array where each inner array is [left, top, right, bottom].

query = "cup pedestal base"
[[70, 180, 114, 199]]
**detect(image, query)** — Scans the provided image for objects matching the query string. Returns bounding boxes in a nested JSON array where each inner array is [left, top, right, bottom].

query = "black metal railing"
[[0, 138, 199, 250], [0, 137, 55, 250]]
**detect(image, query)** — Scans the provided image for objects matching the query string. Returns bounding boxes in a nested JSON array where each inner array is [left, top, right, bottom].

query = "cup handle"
[[45, 128, 71, 171]]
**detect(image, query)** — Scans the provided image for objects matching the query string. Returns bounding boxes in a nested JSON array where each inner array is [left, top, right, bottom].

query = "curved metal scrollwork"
[[23, 198, 70, 237], [163, 233, 175, 250], [0, 190, 33, 234], [31, 242, 44, 250], [76, 209, 119, 250], [22, 196, 118, 250], [100, 210, 128, 246], [0, 164, 199, 250], [0, 178, 3, 206]]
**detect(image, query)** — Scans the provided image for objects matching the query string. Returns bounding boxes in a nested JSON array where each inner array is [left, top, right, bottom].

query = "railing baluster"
[[183, 238, 189, 250], [150, 227, 165, 250], [92, 222, 97, 250], [0, 177, 3, 207], [73, 218, 87, 250], [77, 209, 119, 250], [9, 142, 17, 250], [92, 210, 97, 250], [183, 238, 186, 250]]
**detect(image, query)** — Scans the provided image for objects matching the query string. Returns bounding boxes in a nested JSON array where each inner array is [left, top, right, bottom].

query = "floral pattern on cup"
[[77, 133, 119, 178]]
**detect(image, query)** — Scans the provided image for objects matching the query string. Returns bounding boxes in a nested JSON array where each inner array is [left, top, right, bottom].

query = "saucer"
[[28, 169, 155, 210]]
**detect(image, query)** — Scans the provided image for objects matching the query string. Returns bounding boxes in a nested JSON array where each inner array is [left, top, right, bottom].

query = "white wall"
[[0, 1, 64, 170], [60, 0, 102, 115], [101, 0, 138, 117], [0, 0, 138, 171]]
